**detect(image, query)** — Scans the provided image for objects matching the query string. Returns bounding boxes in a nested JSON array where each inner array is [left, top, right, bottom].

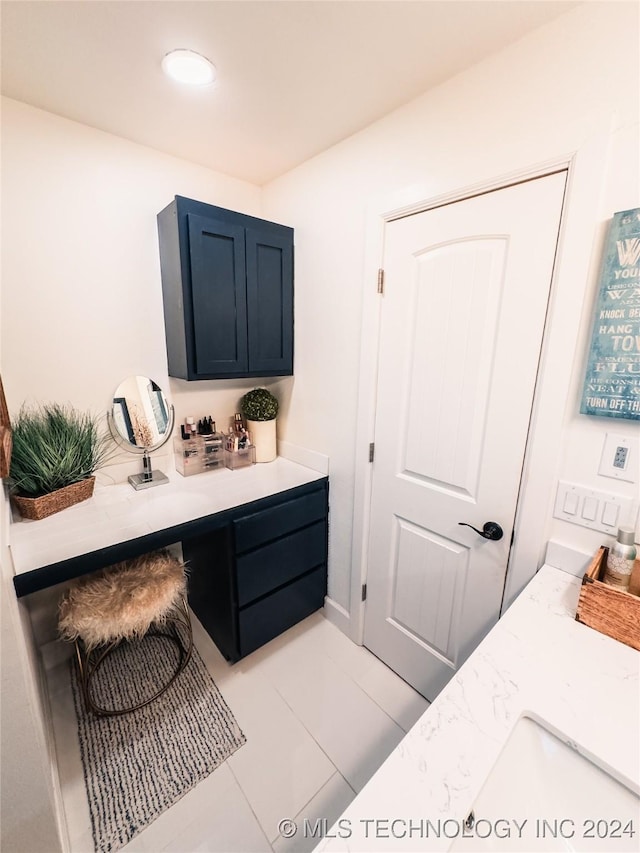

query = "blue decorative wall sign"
[[580, 208, 640, 421]]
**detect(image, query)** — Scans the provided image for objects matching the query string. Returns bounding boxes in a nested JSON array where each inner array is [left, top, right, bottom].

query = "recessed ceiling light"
[[161, 49, 216, 86]]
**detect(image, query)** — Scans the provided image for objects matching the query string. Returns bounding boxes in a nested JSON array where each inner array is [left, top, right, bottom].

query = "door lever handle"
[[458, 521, 504, 541]]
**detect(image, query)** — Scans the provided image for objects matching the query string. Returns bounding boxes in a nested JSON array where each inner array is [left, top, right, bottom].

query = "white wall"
[[262, 1, 640, 616], [0, 96, 278, 463], [1, 490, 63, 853]]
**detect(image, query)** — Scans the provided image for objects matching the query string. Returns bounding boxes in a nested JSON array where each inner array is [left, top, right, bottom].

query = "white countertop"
[[9, 457, 326, 577], [315, 565, 640, 852]]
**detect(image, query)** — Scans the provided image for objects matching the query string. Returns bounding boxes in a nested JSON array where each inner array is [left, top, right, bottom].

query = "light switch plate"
[[598, 433, 638, 483], [554, 481, 635, 534]]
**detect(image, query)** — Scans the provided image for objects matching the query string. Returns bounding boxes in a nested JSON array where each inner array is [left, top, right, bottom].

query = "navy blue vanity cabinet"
[[157, 196, 294, 380], [183, 479, 328, 662]]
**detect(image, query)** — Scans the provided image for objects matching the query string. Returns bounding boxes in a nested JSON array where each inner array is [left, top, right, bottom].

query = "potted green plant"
[[239, 388, 279, 463], [8, 402, 112, 520]]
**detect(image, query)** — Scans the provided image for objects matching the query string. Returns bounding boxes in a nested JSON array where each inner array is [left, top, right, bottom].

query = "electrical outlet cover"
[[598, 433, 638, 483], [613, 446, 629, 470]]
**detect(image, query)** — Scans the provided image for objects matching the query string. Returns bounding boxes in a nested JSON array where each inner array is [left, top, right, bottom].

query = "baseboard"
[[277, 440, 329, 475], [323, 595, 355, 641], [36, 649, 71, 853]]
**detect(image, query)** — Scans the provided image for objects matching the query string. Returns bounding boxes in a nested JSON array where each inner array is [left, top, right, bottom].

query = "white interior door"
[[363, 173, 566, 700]]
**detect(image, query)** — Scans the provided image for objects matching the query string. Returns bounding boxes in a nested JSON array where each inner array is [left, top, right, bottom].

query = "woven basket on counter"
[[576, 546, 640, 651], [12, 476, 96, 521]]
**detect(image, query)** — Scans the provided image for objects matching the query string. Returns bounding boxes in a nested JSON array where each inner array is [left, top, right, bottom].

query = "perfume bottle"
[[604, 527, 637, 591]]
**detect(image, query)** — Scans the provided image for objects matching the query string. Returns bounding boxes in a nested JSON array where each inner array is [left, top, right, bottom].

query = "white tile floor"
[[45, 611, 429, 853]]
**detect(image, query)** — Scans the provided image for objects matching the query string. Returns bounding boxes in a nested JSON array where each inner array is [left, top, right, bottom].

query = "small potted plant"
[[239, 388, 279, 463], [8, 402, 112, 520]]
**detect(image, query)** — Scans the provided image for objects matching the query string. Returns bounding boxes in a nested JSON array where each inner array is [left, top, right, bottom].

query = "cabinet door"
[[245, 227, 293, 376], [188, 214, 249, 377]]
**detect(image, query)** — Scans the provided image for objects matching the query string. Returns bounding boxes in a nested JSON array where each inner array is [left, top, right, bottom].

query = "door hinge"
[[361, 583, 367, 602], [377, 268, 384, 294], [369, 442, 375, 463]]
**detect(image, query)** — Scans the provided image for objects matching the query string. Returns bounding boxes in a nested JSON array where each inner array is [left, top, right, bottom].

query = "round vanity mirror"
[[110, 376, 174, 490]]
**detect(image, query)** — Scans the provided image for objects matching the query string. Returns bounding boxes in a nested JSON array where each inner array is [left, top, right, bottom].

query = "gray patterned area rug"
[[70, 632, 246, 853]]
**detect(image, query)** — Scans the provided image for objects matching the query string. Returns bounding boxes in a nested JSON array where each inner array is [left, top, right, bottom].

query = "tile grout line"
[[291, 622, 429, 733], [279, 644, 411, 736], [328, 654, 430, 734], [269, 678, 361, 800], [270, 769, 357, 848], [226, 761, 277, 852]]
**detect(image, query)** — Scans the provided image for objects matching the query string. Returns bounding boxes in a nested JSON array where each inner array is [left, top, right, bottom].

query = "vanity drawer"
[[233, 486, 327, 553], [238, 565, 326, 658], [236, 520, 326, 607]]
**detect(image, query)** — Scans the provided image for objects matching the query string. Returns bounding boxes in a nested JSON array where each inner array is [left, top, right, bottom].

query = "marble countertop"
[[9, 456, 326, 578], [315, 565, 640, 852]]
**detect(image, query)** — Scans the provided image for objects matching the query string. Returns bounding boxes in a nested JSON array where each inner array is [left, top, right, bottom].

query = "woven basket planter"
[[12, 476, 96, 521]]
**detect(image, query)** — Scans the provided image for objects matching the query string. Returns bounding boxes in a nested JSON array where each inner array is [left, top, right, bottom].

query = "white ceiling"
[[1, 1, 579, 185]]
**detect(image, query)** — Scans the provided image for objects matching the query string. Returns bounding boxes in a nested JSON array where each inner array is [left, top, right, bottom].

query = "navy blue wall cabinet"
[[183, 479, 328, 662], [157, 196, 294, 380]]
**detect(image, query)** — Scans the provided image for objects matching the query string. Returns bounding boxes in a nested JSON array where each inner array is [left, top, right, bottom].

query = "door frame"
[[347, 134, 611, 645]]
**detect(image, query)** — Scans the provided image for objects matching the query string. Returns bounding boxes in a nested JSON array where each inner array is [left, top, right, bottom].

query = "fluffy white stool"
[[59, 549, 192, 716]]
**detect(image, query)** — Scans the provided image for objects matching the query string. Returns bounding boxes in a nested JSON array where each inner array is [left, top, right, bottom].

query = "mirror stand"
[[127, 447, 171, 490]]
